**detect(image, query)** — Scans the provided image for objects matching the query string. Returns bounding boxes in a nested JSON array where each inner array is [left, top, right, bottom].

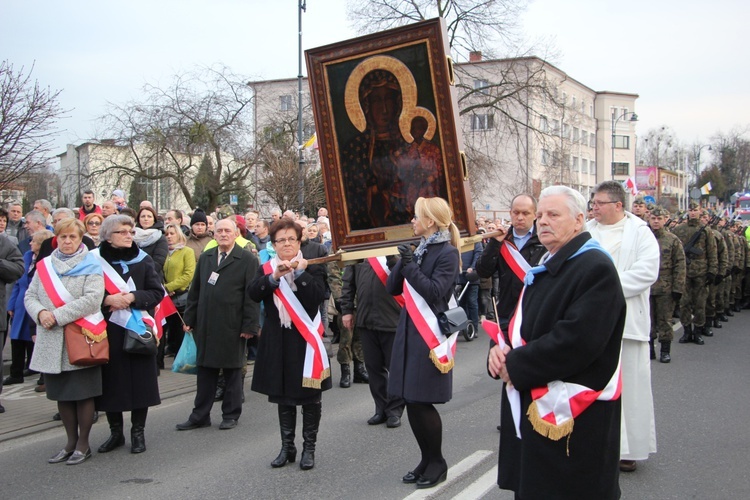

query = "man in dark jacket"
[[489, 186, 625, 500], [458, 242, 482, 332], [340, 257, 405, 427], [0, 235, 25, 411], [477, 194, 545, 331], [178, 219, 260, 431]]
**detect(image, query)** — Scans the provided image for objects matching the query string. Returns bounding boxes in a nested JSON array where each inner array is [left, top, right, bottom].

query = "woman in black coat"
[[95, 215, 164, 455], [250, 218, 330, 471], [135, 206, 168, 281], [386, 197, 460, 489]]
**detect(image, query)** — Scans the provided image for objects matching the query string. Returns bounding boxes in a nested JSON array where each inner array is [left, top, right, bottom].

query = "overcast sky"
[[3, 0, 748, 157]]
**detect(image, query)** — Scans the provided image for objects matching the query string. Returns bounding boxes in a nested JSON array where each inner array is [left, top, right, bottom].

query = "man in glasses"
[[587, 180, 659, 473]]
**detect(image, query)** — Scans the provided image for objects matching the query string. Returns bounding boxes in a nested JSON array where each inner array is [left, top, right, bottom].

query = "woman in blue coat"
[[386, 197, 460, 489]]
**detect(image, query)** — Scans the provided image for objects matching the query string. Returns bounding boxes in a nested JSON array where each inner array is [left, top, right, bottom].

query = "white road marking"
[[403, 449, 494, 500], [451, 465, 498, 500]]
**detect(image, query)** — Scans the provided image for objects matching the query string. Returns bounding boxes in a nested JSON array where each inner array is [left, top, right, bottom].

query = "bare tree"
[[0, 60, 65, 190], [94, 65, 255, 211]]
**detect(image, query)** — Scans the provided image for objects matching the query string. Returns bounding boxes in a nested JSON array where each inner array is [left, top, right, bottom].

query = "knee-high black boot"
[[300, 403, 321, 470], [271, 405, 297, 468], [131, 408, 148, 454], [98, 412, 125, 453]]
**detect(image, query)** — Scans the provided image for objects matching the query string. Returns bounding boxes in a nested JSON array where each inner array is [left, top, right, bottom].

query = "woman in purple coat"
[[386, 197, 460, 489]]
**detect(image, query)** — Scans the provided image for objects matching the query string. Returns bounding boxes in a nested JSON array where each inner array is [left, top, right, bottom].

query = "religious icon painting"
[[306, 18, 475, 251]]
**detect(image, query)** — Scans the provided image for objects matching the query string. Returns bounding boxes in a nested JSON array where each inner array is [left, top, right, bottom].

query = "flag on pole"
[[624, 177, 638, 196], [700, 182, 712, 195], [303, 133, 317, 150]]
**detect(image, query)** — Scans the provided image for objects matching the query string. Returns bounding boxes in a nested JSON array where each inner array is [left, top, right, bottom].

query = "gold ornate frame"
[[306, 18, 475, 251]]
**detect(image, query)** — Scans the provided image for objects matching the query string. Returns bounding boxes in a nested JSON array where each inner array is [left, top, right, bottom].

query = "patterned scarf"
[[413, 229, 451, 265]]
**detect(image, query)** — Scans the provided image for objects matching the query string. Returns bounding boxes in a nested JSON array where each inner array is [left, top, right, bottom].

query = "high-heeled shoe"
[[48, 449, 74, 464], [416, 467, 448, 489]]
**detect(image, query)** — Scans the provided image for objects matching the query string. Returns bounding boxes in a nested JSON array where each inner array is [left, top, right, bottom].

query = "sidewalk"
[[0, 355, 203, 444]]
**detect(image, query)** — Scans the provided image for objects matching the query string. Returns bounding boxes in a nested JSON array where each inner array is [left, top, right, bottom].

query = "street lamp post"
[[611, 111, 638, 179], [297, 0, 307, 213]]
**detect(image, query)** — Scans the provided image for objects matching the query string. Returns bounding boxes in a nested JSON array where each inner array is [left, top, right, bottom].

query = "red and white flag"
[[153, 289, 179, 339]]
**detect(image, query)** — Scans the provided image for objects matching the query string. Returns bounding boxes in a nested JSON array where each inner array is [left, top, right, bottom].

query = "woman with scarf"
[[95, 214, 163, 455], [24, 219, 105, 465], [162, 223, 195, 358], [386, 197, 460, 489], [134, 206, 168, 281], [250, 218, 330, 470], [83, 213, 104, 246]]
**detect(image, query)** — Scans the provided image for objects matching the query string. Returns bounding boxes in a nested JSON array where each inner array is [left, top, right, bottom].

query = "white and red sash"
[[402, 278, 459, 373], [35, 257, 107, 338], [499, 241, 531, 282], [507, 265, 622, 443], [367, 256, 405, 307], [262, 260, 330, 388], [92, 249, 158, 338]]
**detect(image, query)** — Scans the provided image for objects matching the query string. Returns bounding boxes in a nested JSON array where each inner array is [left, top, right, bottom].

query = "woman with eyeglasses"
[[83, 213, 104, 246], [94, 215, 163, 455], [250, 218, 330, 470]]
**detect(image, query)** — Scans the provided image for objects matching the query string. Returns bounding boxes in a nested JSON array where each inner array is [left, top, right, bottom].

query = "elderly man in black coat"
[[489, 186, 626, 500], [178, 219, 259, 431]]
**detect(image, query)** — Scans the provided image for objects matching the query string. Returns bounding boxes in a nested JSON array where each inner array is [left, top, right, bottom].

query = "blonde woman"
[[162, 223, 195, 357], [386, 197, 460, 489]]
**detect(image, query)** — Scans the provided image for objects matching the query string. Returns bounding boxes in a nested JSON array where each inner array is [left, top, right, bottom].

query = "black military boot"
[[300, 403, 321, 470], [733, 303, 742, 312], [339, 364, 351, 388], [649, 339, 656, 360], [353, 360, 369, 384], [678, 324, 693, 344], [725, 307, 734, 317], [659, 341, 671, 363], [703, 319, 714, 337], [692, 325, 705, 345], [713, 316, 723, 328], [718, 312, 729, 322], [98, 413, 125, 453], [271, 405, 297, 468]]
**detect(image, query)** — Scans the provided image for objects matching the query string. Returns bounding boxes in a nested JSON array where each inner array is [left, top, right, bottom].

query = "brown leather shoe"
[[34, 384, 46, 393], [619, 459, 637, 472]]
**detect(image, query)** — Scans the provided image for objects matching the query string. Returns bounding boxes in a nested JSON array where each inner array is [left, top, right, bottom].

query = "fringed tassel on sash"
[[302, 367, 331, 389], [526, 401, 575, 442], [429, 350, 455, 373], [82, 328, 108, 343]]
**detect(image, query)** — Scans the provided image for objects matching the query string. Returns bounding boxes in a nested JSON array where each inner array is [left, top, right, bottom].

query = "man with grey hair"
[[101, 200, 117, 218], [33, 199, 53, 226], [270, 208, 282, 222], [18, 211, 49, 254], [491, 185, 626, 499], [587, 180, 659, 473], [6, 202, 24, 239]]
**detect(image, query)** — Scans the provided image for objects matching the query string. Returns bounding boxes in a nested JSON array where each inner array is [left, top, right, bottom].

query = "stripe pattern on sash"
[[367, 256, 405, 307]]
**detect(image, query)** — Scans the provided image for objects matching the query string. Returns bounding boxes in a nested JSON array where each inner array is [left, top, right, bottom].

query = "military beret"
[[646, 203, 656, 211], [632, 196, 646, 205], [650, 207, 669, 217], [688, 201, 700, 210]]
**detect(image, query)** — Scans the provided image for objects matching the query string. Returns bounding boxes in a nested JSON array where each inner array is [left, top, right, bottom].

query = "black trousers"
[[10, 339, 34, 378], [359, 327, 404, 418], [189, 366, 243, 423]]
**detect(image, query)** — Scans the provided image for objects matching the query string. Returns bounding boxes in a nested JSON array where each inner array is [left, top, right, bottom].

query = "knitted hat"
[[191, 208, 208, 226]]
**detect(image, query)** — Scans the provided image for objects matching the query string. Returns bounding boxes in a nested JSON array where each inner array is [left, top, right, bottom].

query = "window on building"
[[581, 100, 585, 114], [612, 162, 629, 176], [471, 113, 494, 131], [581, 130, 588, 146], [573, 127, 580, 142], [552, 119, 560, 134], [541, 149, 550, 166], [563, 123, 570, 139], [590, 104, 594, 117], [581, 159, 587, 174], [572, 96, 577, 109], [562, 92, 567, 105], [474, 79, 491, 95], [280, 95, 293, 111], [572, 156, 579, 172], [590, 133, 596, 148], [613, 135, 630, 149], [540, 115, 549, 133], [590, 160, 596, 173]]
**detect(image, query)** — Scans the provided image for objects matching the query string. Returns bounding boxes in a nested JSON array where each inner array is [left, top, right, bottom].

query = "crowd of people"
[[1, 184, 748, 497]]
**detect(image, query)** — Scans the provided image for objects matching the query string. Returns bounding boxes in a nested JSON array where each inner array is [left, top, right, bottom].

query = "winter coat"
[[587, 212, 659, 342], [134, 228, 168, 281], [95, 241, 163, 412], [186, 231, 214, 262], [0, 235, 24, 331], [25, 249, 105, 374], [250, 260, 331, 401], [163, 246, 195, 293], [183, 243, 260, 369], [8, 251, 35, 341], [386, 239, 459, 404], [340, 258, 401, 333], [498, 232, 625, 500]]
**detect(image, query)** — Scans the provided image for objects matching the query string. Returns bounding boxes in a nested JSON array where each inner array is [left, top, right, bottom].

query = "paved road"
[[1, 314, 749, 499]]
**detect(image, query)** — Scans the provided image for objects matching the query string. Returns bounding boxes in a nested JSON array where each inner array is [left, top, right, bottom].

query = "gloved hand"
[[386, 255, 399, 270], [397, 244, 413, 264], [714, 273, 723, 285], [671, 292, 682, 303], [706, 273, 716, 286]]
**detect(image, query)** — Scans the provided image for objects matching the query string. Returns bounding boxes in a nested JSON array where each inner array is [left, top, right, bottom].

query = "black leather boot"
[[649, 340, 656, 360], [300, 403, 321, 470], [98, 412, 125, 453], [659, 341, 671, 363], [713, 317, 723, 328], [726, 307, 734, 317], [271, 405, 297, 468], [130, 408, 147, 453], [339, 364, 351, 388], [678, 324, 693, 344], [718, 313, 729, 322], [353, 360, 369, 384], [692, 326, 705, 345], [703, 318, 714, 336], [733, 303, 742, 312]]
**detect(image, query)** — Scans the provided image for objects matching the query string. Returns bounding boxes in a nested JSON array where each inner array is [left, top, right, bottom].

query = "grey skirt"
[[45, 367, 103, 402]]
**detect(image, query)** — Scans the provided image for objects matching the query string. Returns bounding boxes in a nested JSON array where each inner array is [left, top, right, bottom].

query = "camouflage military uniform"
[[672, 211, 718, 343], [705, 224, 728, 334], [649, 224, 686, 349], [328, 262, 366, 387], [716, 224, 736, 325]]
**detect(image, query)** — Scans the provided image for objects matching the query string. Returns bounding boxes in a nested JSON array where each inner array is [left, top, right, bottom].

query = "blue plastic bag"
[[172, 331, 197, 374]]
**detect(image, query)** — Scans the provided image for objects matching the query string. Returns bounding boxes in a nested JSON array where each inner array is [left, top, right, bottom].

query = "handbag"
[[437, 307, 470, 335], [123, 329, 158, 356], [64, 323, 110, 366], [171, 291, 188, 310]]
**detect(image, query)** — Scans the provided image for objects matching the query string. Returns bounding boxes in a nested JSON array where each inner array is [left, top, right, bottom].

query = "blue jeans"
[[459, 283, 480, 329]]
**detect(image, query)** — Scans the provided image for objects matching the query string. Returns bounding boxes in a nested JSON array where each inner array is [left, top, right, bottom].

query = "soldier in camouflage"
[[715, 217, 736, 327], [649, 207, 686, 363], [631, 196, 648, 222], [701, 210, 728, 336], [328, 262, 368, 388], [672, 202, 718, 344]]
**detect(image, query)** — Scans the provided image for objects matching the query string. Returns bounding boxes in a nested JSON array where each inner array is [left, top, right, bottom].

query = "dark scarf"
[[99, 240, 140, 263]]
